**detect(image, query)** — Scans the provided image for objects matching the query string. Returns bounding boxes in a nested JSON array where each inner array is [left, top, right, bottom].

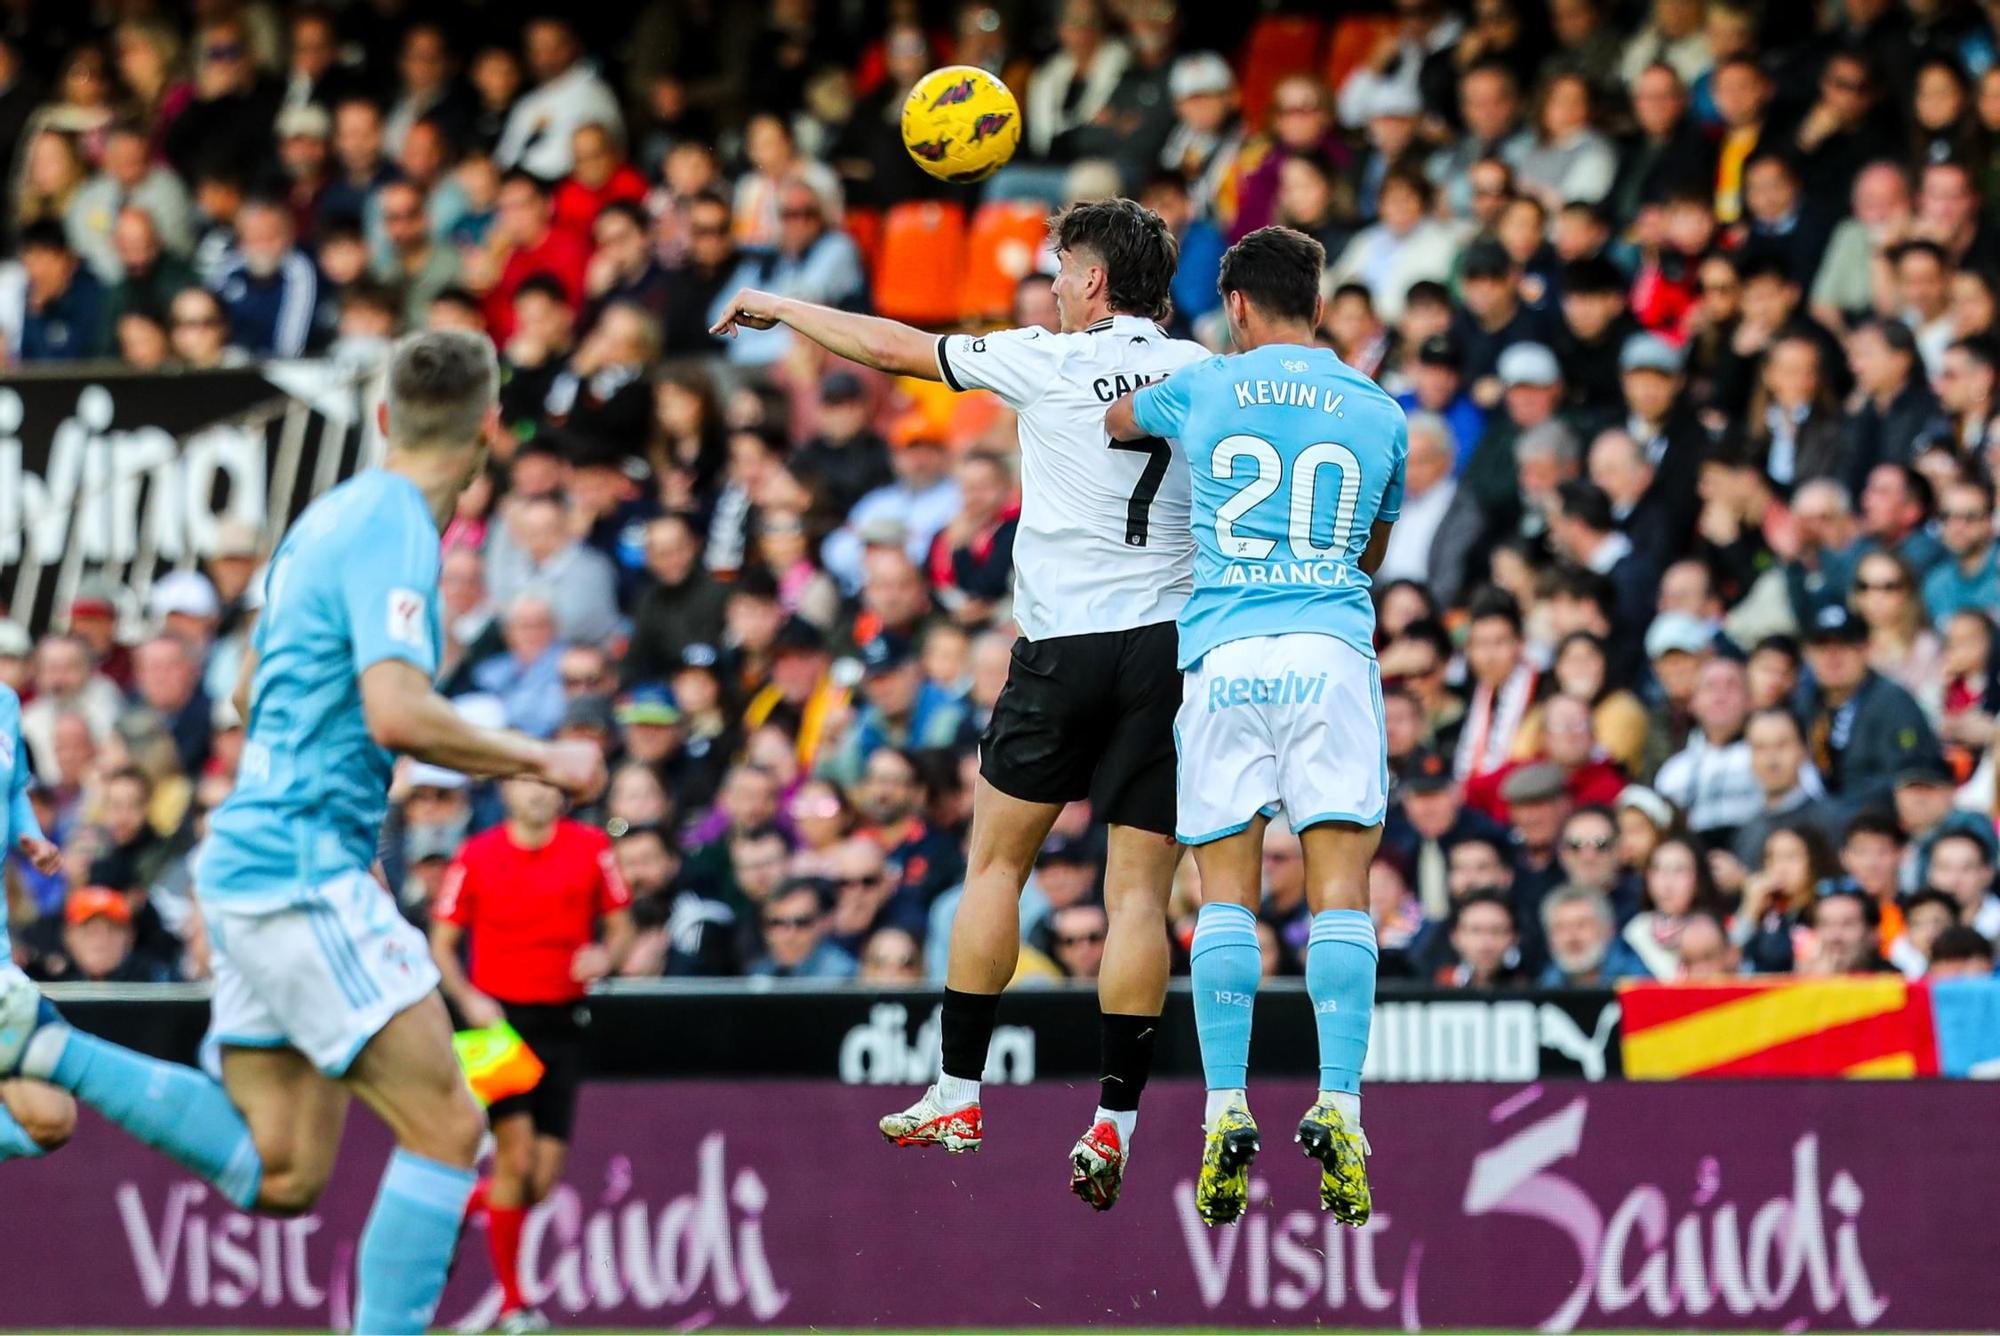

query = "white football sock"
[[1204, 1087, 1248, 1131], [935, 1073, 981, 1109], [1318, 1089, 1361, 1127], [1094, 1105, 1137, 1146]]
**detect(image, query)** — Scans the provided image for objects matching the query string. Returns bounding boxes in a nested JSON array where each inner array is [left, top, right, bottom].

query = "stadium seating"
[[958, 199, 1050, 322], [1324, 15, 1400, 103], [873, 201, 968, 326], [1237, 14, 1330, 128]]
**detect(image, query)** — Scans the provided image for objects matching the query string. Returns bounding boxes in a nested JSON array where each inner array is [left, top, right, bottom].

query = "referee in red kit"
[[431, 776, 634, 1334]]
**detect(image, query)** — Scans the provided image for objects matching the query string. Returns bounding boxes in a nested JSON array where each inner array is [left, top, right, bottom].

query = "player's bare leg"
[[880, 777, 1059, 1153], [0, 1077, 74, 1155], [947, 779, 1063, 990], [340, 993, 487, 1334], [0, 970, 264, 1207], [1187, 817, 1268, 1225], [219, 1047, 352, 1214], [1293, 820, 1382, 1227], [1071, 824, 1179, 1210], [343, 993, 486, 1164], [1097, 826, 1178, 1015]]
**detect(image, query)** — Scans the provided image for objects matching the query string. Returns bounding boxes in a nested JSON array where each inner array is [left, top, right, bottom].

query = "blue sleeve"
[[345, 506, 441, 678], [1131, 361, 1200, 439], [8, 711, 41, 846], [1378, 405, 1408, 524]]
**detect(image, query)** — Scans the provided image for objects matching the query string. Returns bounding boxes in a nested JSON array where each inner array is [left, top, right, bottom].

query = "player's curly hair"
[[1049, 197, 1178, 323]]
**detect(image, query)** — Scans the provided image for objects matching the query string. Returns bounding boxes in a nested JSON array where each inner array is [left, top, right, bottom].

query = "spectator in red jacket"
[[927, 449, 1017, 628], [476, 167, 589, 342], [552, 123, 647, 243], [1468, 692, 1627, 822]]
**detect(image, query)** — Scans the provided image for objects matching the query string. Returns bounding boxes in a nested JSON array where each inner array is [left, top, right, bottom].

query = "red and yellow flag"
[[1619, 977, 1939, 1079], [452, 1022, 546, 1107]]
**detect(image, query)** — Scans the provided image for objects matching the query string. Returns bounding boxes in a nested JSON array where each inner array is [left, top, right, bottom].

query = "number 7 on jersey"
[[1108, 433, 1171, 547]]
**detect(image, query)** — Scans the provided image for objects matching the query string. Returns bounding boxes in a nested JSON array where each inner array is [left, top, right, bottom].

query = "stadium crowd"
[[4, 0, 2000, 993]]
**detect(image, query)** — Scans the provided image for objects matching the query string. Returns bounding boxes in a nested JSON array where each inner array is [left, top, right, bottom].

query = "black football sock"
[[1096, 1012, 1160, 1114], [940, 987, 1002, 1082]]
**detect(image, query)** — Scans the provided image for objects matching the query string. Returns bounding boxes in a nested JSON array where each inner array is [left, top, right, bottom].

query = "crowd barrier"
[[52, 980, 1627, 1083], [4, 1078, 1988, 1332], [53, 975, 2000, 1085]]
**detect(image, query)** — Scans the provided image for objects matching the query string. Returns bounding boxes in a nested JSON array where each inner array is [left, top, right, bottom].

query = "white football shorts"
[[201, 868, 440, 1077], [1175, 632, 1388, 845]]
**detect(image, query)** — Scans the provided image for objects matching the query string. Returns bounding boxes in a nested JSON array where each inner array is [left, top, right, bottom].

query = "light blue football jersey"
[[0, 684, 46, 953], [1132, 343, 1406, 670], [201, 470, 442, 907]]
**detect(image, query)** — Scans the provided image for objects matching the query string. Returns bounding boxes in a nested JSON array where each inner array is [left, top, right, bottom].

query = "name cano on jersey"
[[1206, 669, 1328, 712], [1092, 370, 1168, 402], [1232, 379, 1348, 415]]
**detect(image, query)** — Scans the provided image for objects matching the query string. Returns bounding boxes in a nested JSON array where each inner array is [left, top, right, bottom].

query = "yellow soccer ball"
[[900, 65, 1022, 184]]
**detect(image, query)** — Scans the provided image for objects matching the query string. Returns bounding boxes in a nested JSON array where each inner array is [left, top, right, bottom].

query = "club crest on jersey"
[[929, 78, 977, 109], [970, 111, 1013, 142], [386, 588, 429, 649], [908, 139, 950, 162], [378, 935, 417, 978]]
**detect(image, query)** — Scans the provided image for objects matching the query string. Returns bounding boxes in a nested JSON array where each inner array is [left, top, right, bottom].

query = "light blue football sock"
[[1190, 901, 1261, 1092], [0, 1105, 44, 1161], [354, 1149, 478, 1336], [1306, 909, 1379, 1097], [24, 1027, 261, 1206]]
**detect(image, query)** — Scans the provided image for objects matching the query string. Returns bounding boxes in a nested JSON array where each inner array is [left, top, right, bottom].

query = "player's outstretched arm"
[[710, 288, 941, 380], [360, 660, 607, 798], [1104, 391, 1145, 442]]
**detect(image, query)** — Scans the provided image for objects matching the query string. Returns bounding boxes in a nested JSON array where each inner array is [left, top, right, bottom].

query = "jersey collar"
[[1085, 314, 1168, 338]]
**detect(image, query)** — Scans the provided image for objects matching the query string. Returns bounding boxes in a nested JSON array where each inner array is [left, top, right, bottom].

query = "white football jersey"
[[935, 315, 1208, 641]]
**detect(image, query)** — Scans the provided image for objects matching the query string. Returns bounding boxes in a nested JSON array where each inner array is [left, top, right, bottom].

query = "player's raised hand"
[[536, 739, 608, 803], [710, 288, 783, 336], [17, 835, 58, 876]]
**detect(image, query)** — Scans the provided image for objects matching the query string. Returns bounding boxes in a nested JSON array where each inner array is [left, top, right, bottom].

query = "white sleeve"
[[0, 263, 24, 359], [493, 99, 530, 168], [582, 78, 624, 141], [275, 253, 317, 357], [934, 327, 1066, 409], [1653, 752, 1691, 808], [1561, 140, 1618, 205]]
